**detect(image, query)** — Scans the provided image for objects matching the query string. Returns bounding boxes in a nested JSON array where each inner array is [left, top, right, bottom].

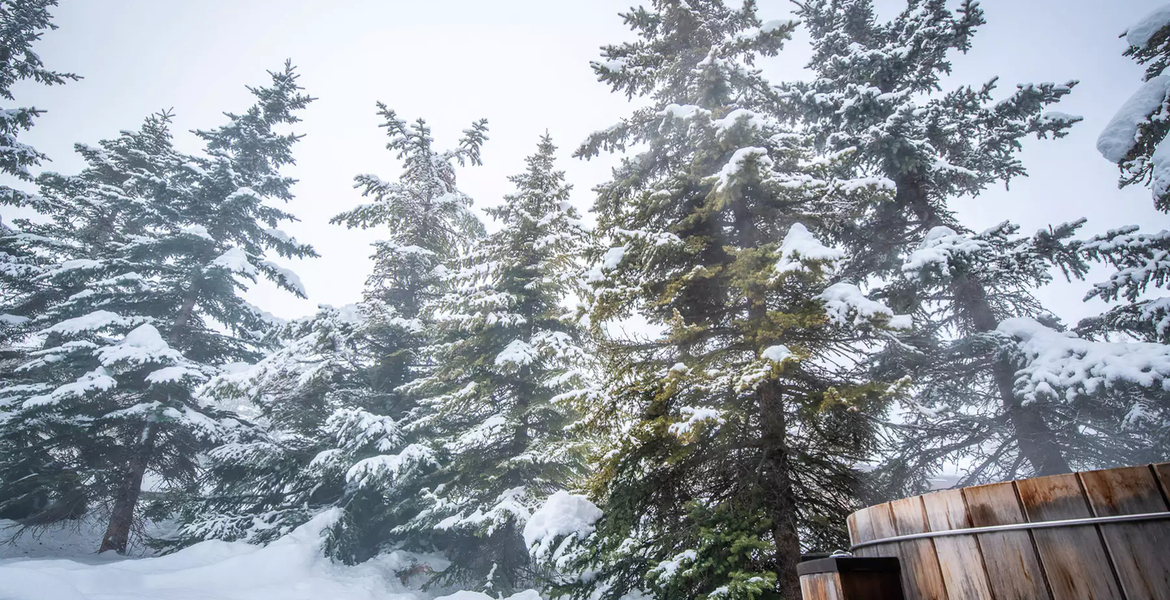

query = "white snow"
[[96, 324, 183, 366], [998, 317, 1170, 403], [0, 511, 496, 600], [45, 310, 137, 335], [659, 104, 711, 120], [1152, 137, 1170, 201], [0, 313, 30, 325], [668, 406, 725, 436], [818, 283, 908, 329], [650, 549, 698, 582], [180, 224, 213, 240], [1125, 4, 1170, 48], [902, 226, 987, 275], [262, 260, 308, 296], [776, 223, 844, 273], [714, 147, 773, 191], [346, 444, 436, 488], [23, 368, 117, 408], [436, 592, 541, 600], [713, 108, 768, 132], [494, 339, 538, 367], [523, 491, 602, 559], [211, 247, 258, 275], [1097, 74, 1170, 163], [761, 345, 793, 363], [145, 365, 205, 384]]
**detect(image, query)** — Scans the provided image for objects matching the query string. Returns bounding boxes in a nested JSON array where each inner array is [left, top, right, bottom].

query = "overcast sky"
[[6, 0, 1169, 326]]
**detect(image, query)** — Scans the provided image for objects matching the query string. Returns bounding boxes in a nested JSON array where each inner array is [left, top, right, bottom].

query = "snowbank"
[[0, 512, 541, 600]]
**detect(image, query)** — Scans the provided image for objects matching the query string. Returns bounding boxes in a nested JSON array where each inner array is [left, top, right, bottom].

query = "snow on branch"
[[999, 316, 1170, 404]]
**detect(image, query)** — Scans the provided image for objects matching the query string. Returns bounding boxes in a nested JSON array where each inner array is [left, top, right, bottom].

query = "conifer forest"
[[1, 1, 1169, 599]]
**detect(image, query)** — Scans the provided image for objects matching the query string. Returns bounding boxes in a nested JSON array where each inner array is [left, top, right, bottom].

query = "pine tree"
[[0, 0, 77, 353], [545, 3, 906, 599], [0, 63, 316, 554], [178, 108, 490, 567], [1087, 6, 1170, 345], [779, 0, 1102, 488], [0, 0, 77, 194], [401, 135, 590, 594], [1099, 3, 1170, 211], [172, 302, 393, 547]]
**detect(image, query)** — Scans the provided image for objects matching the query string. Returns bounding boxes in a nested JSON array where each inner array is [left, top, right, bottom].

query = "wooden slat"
[[800, 572, 844, 600], [847, 505, 882, 558], [1080, 465, 1170, 600], [887, 496, 948, 600], [921, 489, 993, 600], [962, 481, 1050, 600], [1016, 473, 1123, 600], [864, 503, 914, 594], [1154, 462, 1170, 496]]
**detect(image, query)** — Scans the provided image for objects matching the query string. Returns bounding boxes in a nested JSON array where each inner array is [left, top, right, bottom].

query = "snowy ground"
[[0, 513, 537, 600]]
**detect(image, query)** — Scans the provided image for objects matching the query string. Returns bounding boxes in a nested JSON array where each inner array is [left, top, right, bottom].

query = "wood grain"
[[961, 481, 1051, 600], [1016, 472, 1123, 600], [888, 496, 948, 600], [920, 489, 993, 600], [1080, 465, 1170, 600], [800, 572, 844, 600]]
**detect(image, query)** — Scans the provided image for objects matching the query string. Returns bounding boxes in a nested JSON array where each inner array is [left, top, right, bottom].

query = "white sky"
[[6, 0, 1169, 326]]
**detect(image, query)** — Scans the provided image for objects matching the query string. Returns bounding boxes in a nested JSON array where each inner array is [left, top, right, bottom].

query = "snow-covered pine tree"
[[178, 108, 490, 567], [0, 0, 76, 196], [0, 63, 316, 554], [545, 3, 907, 599], [0, 1, 79, 521], [331, 104, 488, 423], [399, 135, 589, 595], [1099, 3, 1170, 212], [780, 0, 1099, 488], [172, 302, 392, 548], [1086, 6, 1170, 346], [0, 0, 77, 350]]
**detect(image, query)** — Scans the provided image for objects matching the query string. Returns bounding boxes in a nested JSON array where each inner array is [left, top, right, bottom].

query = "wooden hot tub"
[[845, 462, 1170, 600]]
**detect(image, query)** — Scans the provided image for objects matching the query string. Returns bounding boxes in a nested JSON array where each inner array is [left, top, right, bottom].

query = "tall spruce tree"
[[1088, 5, 1170, 346], [0, 0, 77, 348], [779, 0, 1105, 488], [1099, 3, 1170, 212], [0, 1, 78, 521], [0, 63, 316, 554], [545, 3, 907, 599], [176, 108, 490, 568], [400, 135, 590, 594]]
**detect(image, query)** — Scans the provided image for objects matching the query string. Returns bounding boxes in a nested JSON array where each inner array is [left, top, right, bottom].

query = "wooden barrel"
[[846, 463, 1170, 600]]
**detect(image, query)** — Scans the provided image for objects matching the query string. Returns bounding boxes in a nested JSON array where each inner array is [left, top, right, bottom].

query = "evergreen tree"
[[0, 0, 76, 194], [546, 3, 905, 598], [0, 63, 316, 554], [178, 108, 489, 568], [0, 0, 77, 352], [780, 0, 1103, 488], [1087, 6, 1170, 346], [402, 135, 589, 594], [1099, 3, 1170, 211]]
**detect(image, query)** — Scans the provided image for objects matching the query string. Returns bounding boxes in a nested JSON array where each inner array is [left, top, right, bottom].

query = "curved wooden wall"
[[847, 463, 1170, 600]]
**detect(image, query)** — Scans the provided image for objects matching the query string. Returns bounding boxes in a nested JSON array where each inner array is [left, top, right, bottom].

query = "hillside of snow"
[[0, 513, 538, 600]]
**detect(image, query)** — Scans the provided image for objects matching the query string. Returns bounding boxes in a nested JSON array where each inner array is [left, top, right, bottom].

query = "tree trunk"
[[170, 283, 200, 340], [991, 360, 1071, 475], [892, 173, 1071, 477], [756, 380, 803, 600], [956, 274, 1071, 476], [98, 424, 157, 554]]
